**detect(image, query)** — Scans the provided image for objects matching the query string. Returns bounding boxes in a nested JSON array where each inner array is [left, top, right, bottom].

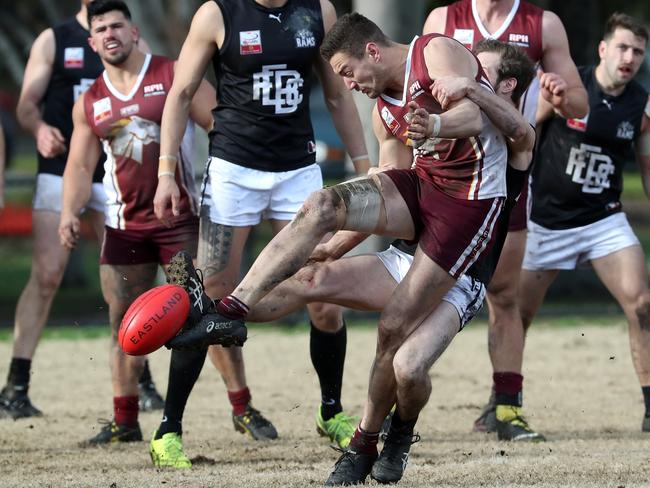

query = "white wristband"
[[158, 171, 175, 178], [430, 114, 442, 138], [158, 154, 178, 162], [351, 154, 369, 162]]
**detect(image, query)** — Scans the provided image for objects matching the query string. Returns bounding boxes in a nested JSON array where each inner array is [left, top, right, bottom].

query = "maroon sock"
[[217, 295, 250, 320], [114, 396, 139, 427], [228, 387, 251, 416], [349, 426, 379, 455], [493, 372, 523, 407]]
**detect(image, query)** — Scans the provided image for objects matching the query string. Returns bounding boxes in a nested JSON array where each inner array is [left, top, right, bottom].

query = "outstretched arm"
[[59, 94, 101, 250], [314, 0, 371, 175], [155, 1, 222, 225]]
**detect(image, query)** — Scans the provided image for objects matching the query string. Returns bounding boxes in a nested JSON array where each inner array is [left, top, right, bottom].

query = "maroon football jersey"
[[444, 0, 543, 62], [376, 34, 507, 200], [84, 55, 198, 230], [443, 0, 544, 123]]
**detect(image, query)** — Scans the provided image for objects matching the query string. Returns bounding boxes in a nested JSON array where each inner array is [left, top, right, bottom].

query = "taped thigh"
[[331, 176, 384, 233]]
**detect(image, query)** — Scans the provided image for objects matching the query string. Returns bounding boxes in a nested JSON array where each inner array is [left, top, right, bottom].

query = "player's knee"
[[301, 189, 340, 233], [634, 293, 650, 329], [377, 316, 404, 356], [32, 263, 66, 296], [393, 350, 426, 389]]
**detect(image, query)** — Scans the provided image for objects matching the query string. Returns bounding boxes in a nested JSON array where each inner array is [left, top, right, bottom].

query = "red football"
[[119, 284, 190, 356]]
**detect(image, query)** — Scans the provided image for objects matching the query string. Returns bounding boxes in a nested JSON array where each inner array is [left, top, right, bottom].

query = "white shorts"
[[200, 157, 323, 226], [523, 212, 640, 270], [375, 245, 487, 330], [33, 173, 106, 213]]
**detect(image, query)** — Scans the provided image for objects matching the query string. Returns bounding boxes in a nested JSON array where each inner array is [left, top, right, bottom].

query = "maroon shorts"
[[100, 218, 199, 266], [508, 178, 529, 232], [384, 169, 504, 278]]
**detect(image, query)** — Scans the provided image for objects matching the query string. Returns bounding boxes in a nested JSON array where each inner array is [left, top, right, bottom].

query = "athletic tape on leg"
[[332, 178, 383, 233]]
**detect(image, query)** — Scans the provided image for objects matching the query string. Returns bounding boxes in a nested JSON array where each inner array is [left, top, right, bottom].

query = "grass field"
[[1, 319, 649, 487]]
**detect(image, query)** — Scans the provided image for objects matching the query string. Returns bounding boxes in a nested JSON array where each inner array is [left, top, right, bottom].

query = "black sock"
[[390, 409, 418, 435], [138, 358, 153, 385], [8, 358, 31, 389], [642, 386, 650, 417], [156, 348, 208, 439], [310, 321, 346, 420]]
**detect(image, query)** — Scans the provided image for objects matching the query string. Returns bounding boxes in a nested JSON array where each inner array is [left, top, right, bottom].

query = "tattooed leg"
[[198, 216, 252, 390]]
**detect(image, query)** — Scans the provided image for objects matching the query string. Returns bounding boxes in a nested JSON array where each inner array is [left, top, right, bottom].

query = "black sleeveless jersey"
[[209, 0, 324, 172], [530, 65, 648, 229], [41, 18, 104, 182]]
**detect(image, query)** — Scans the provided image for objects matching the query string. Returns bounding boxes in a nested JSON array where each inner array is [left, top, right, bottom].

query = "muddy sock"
[[310, 321, 346, 420], [217, 296, 249, 319], [349, 426, 379, 454]]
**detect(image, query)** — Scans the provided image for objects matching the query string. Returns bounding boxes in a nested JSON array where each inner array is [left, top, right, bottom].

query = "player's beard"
[[104, 45, 133, 67]]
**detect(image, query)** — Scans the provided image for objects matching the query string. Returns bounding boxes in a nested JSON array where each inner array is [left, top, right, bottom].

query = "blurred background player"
[[0, 0, 164, 420], [520, 12, 650, 433], [424, 0, 588, 440], [149, 0, 371, 465], [58, 0, 214, 445]]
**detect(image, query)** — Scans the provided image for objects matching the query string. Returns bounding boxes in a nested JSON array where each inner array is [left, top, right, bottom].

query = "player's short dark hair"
[[474, 39, 535, 105], [603, 12, 648, 42], [87, 0, 132, 28], [320, 13, 390, 61]]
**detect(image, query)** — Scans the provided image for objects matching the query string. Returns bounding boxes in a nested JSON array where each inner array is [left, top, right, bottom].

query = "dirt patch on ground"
[[0, 322, 648, 487]]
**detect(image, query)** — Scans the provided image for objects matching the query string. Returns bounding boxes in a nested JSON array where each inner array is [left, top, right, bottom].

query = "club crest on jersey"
[[143, 83, 165, 97], [453, 29, 474, 48], [381, 106, 400, 134], [508, 33, 530, 47], [409, 80, 425, 99], [295, 29, 316, 48], [64, 47, 84, 69], [616, 121, 634, 140], [240, 30, 263, 55], [567, 114, 589, 132], [93, 97, 112, 125]]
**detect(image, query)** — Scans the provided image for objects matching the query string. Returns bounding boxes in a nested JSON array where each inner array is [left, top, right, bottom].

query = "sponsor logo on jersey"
[[380, 106, 400, 134], [566, 143, 614, 194], [240, 30, 263, 55], [295, 29, 316, 48], [453, 29, 474, 48], [143, 83, 165, 97], [409, 80, 425, 99], [268, 13, 282, 23], [616, 121, 634, 140], [567, 114, 589, 132], [64, 47, 84, 69], [508, 33, 530, 47], [93, 97, 112, 125], [307, 140, 316, 154], [253, 64, 304, 114], [120, 104, 140, 117]]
